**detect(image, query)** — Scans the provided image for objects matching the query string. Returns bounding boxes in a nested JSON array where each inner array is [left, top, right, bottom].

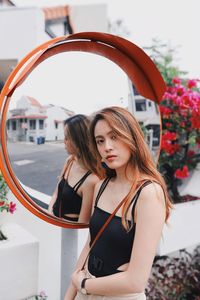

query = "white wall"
[[70, 3, 108, 33], [7, 190, 62, 300], [0, 222, 39, 300], [158, 200, 200, 255], [0, 7, 45, 60], [0, 4, 108, 63]]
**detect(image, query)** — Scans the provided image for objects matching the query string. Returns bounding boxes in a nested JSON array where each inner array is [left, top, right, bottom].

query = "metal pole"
[[60, 228, 78, 300]]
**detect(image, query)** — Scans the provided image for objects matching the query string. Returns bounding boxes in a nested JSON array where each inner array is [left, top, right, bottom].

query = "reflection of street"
[[7, 141, 68, 196]]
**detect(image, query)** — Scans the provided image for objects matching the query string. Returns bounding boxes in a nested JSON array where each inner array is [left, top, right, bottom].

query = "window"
[[29, 120, 36, 130], [132, 84, 139, 95], [39, 120, 44, 130], [7, 120, 10, 130], [55, 122, 58, 129], [135, 99, 147, 111], [12, 120, 16, 130]]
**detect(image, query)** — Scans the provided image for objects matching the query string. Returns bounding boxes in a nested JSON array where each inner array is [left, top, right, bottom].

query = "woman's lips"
[[106, 155, 117, 161]]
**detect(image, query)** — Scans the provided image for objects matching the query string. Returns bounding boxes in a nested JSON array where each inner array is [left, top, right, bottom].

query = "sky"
[[106, 0, 200, 79], [7, 0, 200, 113], [11, 52, 129, 113], [10, 0, 200, 78]]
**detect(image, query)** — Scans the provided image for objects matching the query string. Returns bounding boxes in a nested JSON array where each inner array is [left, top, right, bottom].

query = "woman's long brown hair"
[[64, 114, 104, 178], [90, 106, 173, 231]]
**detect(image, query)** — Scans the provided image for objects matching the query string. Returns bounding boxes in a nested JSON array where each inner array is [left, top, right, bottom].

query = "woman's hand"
[[71, 269, 87, 291]]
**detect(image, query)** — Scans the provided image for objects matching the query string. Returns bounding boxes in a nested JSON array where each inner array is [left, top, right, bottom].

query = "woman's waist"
[[88, 252, 130, 277]]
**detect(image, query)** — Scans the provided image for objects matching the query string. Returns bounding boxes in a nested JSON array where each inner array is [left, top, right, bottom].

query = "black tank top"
[[53, 170, 91, 222], [88, 177, 152, 277]]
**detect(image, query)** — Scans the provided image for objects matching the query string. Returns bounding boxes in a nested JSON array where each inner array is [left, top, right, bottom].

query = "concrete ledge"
[[157, 200, 200, 255], [0, 223, 39, 300]]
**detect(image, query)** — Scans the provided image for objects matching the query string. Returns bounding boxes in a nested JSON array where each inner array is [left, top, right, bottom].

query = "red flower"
[[175, 165, 189, 179], [165, 123, 171, 128], [190, 115, 200, 129], [172, 77, 181, 85], [162, 131, 177, 141], [180, 121, 185, 127], [188, 150, 195, 157], [161, 140, 180, 155], [9, 202, 16, 214], [159, 106, 172, 115], [0, 201, 5, 206]]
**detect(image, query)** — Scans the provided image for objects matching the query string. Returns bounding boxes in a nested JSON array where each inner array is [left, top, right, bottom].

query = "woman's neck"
[[114, 164, 135, 183], [74, 156, 86, 171]]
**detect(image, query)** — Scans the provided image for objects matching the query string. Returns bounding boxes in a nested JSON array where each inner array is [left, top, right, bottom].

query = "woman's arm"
[[78, 175, 100, 223], [48, 156, 71, 214], [64, 235, 91, 300], [72, 182, 166, 296], [48, 185, 58, 214], [64, 180, 103, 299]]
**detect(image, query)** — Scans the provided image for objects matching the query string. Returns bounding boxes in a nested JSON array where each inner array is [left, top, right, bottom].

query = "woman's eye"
[[96, 139, 104, 145], [111, 135, 117, 140]]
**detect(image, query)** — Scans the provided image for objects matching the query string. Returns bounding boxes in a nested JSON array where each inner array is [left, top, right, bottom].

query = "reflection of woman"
[[64, 107, 172, 299], [48, 114, 101, 223]]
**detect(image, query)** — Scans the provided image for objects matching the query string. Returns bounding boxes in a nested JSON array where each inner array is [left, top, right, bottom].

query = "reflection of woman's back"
[[48, 114, 102, 223], [53, 158, 92, 222]]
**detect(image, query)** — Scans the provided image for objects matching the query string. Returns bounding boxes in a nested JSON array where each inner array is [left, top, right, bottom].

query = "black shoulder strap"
[[94, 177, 111, 207], [130, 180, 154, 218], [73, 171, 92, 192]]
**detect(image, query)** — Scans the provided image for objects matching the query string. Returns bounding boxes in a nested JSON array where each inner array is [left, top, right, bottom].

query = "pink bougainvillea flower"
[[175, 165, 189, 179], [172, 77, 181, 85], [39, 290, 47, 297], [187, 79, 198, 89], [176, 85, 186, 96], [9, 202, 16, 214]]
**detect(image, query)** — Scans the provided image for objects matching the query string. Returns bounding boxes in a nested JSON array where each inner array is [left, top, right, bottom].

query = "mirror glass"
[[6, 51, 161, 224]]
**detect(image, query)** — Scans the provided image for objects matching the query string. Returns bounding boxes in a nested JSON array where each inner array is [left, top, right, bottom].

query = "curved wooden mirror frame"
[[0, 32, 166, 228]]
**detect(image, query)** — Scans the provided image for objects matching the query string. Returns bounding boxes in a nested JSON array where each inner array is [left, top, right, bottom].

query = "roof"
[[26, 96, 43, 108], [43, 5, 69, 20], [9, 115, 47, 119]]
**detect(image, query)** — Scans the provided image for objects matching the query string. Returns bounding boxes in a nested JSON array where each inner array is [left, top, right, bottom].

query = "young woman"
[[64, 106, 172, 299], [48, 114, 101, 223]]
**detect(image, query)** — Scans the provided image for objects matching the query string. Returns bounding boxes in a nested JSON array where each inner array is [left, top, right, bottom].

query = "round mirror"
[[0, 32, 165, 228]]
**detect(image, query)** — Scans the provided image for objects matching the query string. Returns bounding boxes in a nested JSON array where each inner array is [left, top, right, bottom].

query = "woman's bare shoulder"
[[138, 181, 166, 209], [84, 173, 102, 189]]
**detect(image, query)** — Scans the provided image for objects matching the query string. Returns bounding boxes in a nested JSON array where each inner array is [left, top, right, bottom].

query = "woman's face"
[[94, 119, 131, 170], [64, 126, 75, 155]]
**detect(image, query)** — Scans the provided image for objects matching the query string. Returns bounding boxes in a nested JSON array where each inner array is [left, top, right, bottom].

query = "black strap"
[[73, 171, 92, 192], [94, 177, 111, 207], [124, 180, 154, 221]]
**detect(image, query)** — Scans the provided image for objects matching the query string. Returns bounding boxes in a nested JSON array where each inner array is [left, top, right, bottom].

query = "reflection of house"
[[7, 95, 74, 142], [128, 82, 160, 151]]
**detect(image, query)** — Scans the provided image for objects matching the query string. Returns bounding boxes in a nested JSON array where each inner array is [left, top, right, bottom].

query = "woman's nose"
[[104, 139, 113, 151]]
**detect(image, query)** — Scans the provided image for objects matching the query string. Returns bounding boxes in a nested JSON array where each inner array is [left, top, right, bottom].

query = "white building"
[[128, 81, 160, 157], [7, 95, 74, 142]]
